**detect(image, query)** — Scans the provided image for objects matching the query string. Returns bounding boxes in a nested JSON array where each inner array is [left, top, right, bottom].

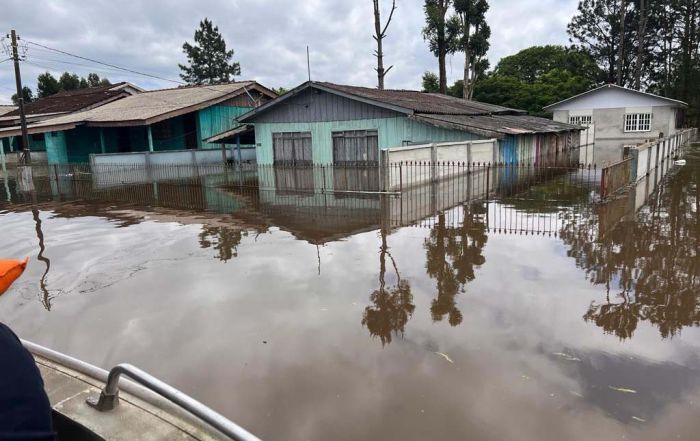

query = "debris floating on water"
[[552, 352, 581, 362], [631, 416, 646, 423], [435, 352, 454, 364], [608, 386, 637, 394]]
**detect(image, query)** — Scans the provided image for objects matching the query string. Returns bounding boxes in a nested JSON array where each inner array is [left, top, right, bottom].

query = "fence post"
[[430, 143, 437, 183], [628, 147, 639, 183]]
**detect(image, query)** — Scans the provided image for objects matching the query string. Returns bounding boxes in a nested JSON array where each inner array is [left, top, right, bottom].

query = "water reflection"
[[32, 209, 55, 310], [362, 229, 414, 345], [198, 226, 245, 262], [424, 204, 488, 326], [561, 151, 700, 339]]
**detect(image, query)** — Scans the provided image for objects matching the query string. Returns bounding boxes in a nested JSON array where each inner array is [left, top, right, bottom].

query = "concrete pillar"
[[147, 126, 154, 152], [628, 147, 640, 183]]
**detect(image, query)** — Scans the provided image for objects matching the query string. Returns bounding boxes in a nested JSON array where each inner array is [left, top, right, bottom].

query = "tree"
[[452, 0, 491, 98], [58, 72, 81, 91], [87, 73, 111, 87], [179, 18, 241, 85], [373, 0, 397, 90], [11, 86, 34, 105], [421, 71, 440, 92], [36, 72, 61, 98], [423, 0, 454, 93], [472, 45, 602, 116], [567, 0, 637, 86], [271, 87, 289, 96]]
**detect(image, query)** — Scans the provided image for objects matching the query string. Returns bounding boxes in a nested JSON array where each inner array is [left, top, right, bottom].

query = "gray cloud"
[[0, 0, 578, 104]]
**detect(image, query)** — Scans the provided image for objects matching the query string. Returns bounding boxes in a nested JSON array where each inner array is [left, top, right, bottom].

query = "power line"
[[24, 40, 184, 85]]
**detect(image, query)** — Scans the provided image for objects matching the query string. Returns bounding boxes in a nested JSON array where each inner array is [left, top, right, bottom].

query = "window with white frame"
[[624, 113, 652, 132], [569, 115, 592, 126]]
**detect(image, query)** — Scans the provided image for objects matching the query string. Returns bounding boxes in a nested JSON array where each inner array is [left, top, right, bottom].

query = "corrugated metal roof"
[[0, 105, 16, 116], [413, 113, 581, 139], [0, 82, 275, 136], [316, 82, 524, 116], [3, 83, 133, 117]]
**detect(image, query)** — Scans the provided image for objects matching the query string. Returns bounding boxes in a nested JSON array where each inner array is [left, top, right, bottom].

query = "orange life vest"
[[0, 258, 29, 296]]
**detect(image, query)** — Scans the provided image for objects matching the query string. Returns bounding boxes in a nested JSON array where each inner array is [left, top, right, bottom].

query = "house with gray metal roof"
[[544, 84, 688, 164], [229, 81, 581, 165], [0, 81, 276, 164]]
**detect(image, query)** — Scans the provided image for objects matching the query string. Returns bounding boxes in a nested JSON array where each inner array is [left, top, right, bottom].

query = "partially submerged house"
[[233, 81, 581, 165], [544, 84, 687, 162], [0, 82, 276, 163], [0, 83, 143, 154]]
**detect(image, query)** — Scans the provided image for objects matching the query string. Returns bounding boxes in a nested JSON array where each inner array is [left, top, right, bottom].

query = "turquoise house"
[[235, 82, 581, 166], [0, 82, 276, 164]]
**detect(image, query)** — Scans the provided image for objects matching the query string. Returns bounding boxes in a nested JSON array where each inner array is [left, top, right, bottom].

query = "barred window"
[[569, 115, 592, 126], [624, 113, 652, 132], [273, 132, 312, 165], [332, 130, 379, 164]]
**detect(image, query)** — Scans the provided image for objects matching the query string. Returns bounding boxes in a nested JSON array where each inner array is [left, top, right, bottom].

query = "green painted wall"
[[197, 106, 252, 149], [253, 117, 482, 164], [45, 131, 68, 164], [66, 127, 103, 163]]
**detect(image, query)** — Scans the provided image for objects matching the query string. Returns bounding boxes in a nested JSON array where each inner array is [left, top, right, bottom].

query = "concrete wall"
[[253, 117, 483, 165]]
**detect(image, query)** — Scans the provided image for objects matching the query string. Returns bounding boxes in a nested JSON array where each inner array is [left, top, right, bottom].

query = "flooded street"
[[1, 147, 699, 441]]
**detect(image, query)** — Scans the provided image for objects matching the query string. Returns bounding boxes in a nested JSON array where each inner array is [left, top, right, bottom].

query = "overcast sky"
[[0, 0, 579, 104]]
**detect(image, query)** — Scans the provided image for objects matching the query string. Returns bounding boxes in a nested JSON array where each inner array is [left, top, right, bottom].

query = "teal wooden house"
[[234, 82, 581, 165], [0, 82, 276, 164]]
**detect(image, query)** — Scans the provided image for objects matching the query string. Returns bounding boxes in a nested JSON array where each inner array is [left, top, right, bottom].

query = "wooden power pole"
[[9, 30, 30, 165]]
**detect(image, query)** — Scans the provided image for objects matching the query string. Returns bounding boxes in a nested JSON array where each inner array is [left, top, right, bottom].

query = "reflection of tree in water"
[[561, 161, 700, 340], [362, 229, 415, 346], [198, 226, 244, 262], [424, 203, 488, 326]]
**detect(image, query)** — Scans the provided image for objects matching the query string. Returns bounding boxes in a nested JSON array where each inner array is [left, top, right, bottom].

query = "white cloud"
[[0, 0, 578, 104]]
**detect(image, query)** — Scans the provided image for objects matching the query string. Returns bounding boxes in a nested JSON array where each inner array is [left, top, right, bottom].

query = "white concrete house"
[[544, 84, 687, 164]]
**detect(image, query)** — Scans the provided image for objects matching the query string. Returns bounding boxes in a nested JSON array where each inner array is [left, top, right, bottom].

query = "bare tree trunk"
[[438, 0, 449, 94], [634, 0, 647, 90], [374, 0, 396, 90], [616, 0, 627, 86]]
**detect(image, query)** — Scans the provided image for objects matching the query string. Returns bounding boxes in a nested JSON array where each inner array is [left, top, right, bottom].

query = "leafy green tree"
[[472, 45, 601, 116], [11, 86, 33, 105], [58, 72, 81, 91], [421, 71, 440, 92], [423, 0, 454, 94], [37, 72, 61, 98], [271, 87, 289, 96], [179, 18, 241, 85], [87, 73, 110, 87]]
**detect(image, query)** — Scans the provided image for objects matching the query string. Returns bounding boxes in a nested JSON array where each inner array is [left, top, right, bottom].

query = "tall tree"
[[36, 72, 60, 98], [633, 0, 648, 90], [423, 0, 453, 93], [452, 0, 491, 99], [373, 0, 397, 90], [179, 18, 241, 85], [568, 0, 636, 86]]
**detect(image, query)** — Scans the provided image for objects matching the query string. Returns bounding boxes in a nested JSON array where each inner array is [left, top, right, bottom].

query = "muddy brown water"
[[0, 151, 699, 441]]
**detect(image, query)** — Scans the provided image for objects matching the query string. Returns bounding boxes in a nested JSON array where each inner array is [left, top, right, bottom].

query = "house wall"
[[253, 117, 483, 165], [45, 131, 68, 164], [197, 105, 252, 149]]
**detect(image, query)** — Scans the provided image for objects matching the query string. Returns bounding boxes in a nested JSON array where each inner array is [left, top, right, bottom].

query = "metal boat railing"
[[22, 340, 262, 441]]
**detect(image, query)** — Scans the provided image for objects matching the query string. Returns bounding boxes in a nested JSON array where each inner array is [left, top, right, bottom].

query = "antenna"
[[307, 46, 311, 82]]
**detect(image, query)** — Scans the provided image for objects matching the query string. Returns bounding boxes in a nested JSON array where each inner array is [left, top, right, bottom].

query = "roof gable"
[[239, 81, 525, 123], [544, 84, 687, 111]]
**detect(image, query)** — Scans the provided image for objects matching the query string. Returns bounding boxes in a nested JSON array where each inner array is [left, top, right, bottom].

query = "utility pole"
[[9, 30, 30, 165]]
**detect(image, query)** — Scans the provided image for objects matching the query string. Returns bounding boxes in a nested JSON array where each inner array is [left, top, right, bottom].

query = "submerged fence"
[[599, 128, 697, 199]]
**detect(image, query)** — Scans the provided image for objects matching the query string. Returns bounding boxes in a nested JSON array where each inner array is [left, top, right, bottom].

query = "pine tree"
[[179, 18, 241, 85], [11, 86, 33, 105]]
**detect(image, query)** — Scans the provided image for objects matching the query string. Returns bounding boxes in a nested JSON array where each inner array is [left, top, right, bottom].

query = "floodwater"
[[0, 149, 699, 441]]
